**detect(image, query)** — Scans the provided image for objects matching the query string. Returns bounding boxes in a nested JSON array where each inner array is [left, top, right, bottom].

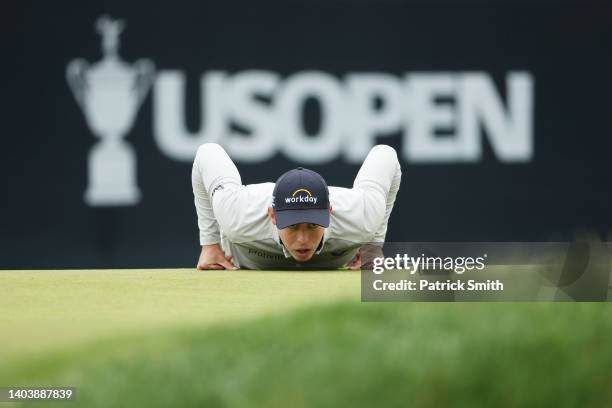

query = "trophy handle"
[[66, 59, 90, 107], [133, 59, 155, 105]]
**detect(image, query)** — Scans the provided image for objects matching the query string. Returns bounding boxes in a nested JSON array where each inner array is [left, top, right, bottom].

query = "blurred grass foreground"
[[1, 269, 612, 407]]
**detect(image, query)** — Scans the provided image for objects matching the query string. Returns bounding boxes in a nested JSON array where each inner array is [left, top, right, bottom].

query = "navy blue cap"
[[272, 167, 330, 229]]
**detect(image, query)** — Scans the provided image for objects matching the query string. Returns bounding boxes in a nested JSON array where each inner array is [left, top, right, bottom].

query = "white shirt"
[[192, 144, 401, 270]]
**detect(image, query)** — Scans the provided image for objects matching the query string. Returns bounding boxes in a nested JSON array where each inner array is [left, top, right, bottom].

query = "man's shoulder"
[[219, 182, 275, 243], [327, 187, 377, 242], [328, 186, 365, 215], [241, 182, 275, 208], [244, 182, 275, 193]]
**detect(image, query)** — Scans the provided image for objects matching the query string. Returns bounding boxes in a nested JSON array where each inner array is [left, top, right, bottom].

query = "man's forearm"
[[192, 143, 244, 245], [353, 145, 402, 242], [192, 160, 221, 245], [373, 162, 401, 242]]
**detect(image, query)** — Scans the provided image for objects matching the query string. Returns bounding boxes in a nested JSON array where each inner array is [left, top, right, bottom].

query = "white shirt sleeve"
[[191, 143, 242, 246], [352, 145, 402, 243]]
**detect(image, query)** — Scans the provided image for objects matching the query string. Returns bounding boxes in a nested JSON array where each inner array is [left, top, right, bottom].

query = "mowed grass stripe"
[[0, 269, 360, 366]]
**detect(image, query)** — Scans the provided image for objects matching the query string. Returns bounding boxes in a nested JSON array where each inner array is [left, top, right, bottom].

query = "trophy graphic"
[[67, 15, 154, 206]]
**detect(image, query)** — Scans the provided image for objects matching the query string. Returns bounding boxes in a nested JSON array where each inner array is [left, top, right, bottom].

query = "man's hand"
[[347, 244, 384, 270], [346, 250, 361, 270], [197, 244, 238, 270]]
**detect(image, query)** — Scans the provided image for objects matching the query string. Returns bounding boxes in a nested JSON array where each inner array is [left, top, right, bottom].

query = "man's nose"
[[296, 227, 309, 244]]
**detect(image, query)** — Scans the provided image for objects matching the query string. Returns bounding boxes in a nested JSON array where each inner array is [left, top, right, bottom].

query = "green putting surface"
[[1, 269, 612, 407], [0, 269, 360, 368]]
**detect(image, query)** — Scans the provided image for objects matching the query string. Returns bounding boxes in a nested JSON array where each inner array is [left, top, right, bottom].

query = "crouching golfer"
[[192, 143, 401, 270]]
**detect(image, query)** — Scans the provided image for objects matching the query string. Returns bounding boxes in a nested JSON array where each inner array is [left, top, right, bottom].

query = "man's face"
[[268, 207, 330, 262]]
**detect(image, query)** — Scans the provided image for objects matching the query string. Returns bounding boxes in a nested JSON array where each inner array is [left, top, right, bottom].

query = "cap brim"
[[275, 208, 330, 229]]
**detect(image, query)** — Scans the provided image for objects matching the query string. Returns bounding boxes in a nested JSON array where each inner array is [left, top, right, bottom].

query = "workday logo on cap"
[[285, 188, 318, 204], [272, 167, 330, 229]]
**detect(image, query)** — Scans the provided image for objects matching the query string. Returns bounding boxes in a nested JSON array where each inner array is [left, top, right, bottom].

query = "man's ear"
[[329, 205, 333, 215], [268, 207, 277, 225]]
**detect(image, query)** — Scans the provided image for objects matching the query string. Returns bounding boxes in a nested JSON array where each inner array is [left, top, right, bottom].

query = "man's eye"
[[308, 224, 318, 229]]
